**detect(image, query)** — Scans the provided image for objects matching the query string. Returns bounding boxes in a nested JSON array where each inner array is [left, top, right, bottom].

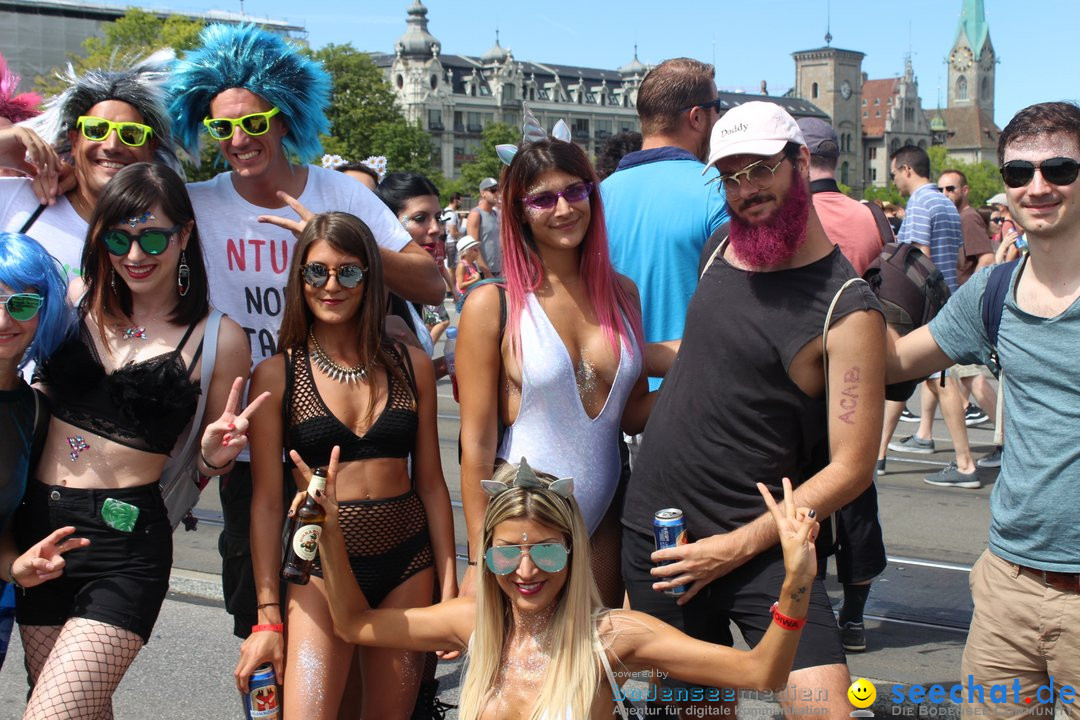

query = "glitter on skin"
[[292, 639, 328, 717]]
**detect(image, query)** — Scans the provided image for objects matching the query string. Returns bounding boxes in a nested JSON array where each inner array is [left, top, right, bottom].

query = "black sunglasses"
[[102, 225, 182, 256], [941, 185, 958, 193], [1000, 157, 1080, 189], [681, 98, 722, 113], [300, 262, 365, 289]]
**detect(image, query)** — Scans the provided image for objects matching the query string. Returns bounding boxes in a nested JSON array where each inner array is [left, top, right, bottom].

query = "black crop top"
[[39, 318, 203, 454], [284, 342, 418, 468]]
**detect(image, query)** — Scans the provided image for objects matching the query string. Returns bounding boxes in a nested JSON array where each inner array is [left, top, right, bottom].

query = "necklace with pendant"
[[309, 332, 369, 384]]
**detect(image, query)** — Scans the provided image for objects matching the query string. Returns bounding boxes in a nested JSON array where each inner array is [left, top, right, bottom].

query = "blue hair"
[[167, 24, 331, 164], [0, 233, 75, 369]]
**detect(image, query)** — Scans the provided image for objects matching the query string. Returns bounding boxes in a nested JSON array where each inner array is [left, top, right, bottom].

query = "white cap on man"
[[703, 101, 805, 174]]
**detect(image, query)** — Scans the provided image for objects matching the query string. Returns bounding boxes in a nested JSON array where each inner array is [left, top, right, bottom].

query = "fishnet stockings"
[[590, 501, 625, 609], [21, 618, 143, 720]]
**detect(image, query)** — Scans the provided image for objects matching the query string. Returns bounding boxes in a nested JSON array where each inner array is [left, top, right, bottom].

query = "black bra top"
[[40, 317, 203, 454], [284, 341, 418, 468]]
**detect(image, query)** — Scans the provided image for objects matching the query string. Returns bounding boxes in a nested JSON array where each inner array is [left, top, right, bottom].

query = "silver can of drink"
[[242, 663, 280, 719], [653, 508, 688, 596]]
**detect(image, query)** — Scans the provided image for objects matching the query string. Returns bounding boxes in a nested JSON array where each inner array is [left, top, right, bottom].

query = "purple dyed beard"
[[728, 166, 811, 269]]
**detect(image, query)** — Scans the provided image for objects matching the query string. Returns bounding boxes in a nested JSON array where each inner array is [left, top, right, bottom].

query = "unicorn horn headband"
[[496, 103, 572, 166], [481, 457, 574, 499]]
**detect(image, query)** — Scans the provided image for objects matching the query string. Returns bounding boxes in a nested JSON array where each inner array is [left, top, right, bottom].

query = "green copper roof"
[[956, 0, 989, 55]]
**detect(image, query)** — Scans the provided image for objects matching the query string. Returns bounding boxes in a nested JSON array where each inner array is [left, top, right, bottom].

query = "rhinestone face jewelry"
[[67, 436, 89, 461], [309, 333, 369, 385], [125, 211, 156, 228]]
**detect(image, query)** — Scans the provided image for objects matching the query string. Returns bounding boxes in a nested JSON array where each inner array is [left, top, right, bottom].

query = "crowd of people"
[[0, 20, 1076, 720]]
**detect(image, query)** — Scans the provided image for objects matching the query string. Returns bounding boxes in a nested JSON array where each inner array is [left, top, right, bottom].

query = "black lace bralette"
[[39, 318, 203, 454]]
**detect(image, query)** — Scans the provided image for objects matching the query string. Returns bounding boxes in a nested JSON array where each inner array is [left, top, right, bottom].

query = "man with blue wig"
[[167, 24, 444, 640]]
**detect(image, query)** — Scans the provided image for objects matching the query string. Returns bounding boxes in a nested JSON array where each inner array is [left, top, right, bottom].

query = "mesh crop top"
[[39, 318, 203, 454], [284, 341, 418, 468]]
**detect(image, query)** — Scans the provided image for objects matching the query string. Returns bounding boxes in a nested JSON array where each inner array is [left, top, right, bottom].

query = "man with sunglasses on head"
[[601, 58, 728, 392], [889, 101, 1080, 718], [622, 101, 884, 718], [0, 53, 181, 283], [167, 24, 444, 641]]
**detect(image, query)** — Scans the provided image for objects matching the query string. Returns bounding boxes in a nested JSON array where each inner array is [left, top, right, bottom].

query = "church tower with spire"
[[946, 0, 995, 117]]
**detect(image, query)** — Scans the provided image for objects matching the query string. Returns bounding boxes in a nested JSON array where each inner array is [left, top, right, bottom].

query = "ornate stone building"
[[791, 46, 865, 190], [860, 58, 934, 187], [939, 0, 999, 164]]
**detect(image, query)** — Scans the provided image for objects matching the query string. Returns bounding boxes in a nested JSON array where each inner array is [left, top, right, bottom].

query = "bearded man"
[[621, 102, 886, 718]]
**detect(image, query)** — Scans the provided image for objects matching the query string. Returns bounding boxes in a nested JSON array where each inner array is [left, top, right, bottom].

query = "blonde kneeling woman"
[[301, 448, 819, 720]]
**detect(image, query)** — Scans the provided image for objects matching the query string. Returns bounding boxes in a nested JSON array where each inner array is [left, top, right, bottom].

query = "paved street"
[[0, 370, 1014, 719]]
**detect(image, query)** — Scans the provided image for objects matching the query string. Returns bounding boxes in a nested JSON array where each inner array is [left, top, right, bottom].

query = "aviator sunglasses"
[[520, 181, 594, 211], [485, 543, 570, 575], [76, 116, 154, 147], [103, 225, 182, 256], [0, 293, 43, 322], [300, 262, 366, 289], [202, 107, 281, 141], [1000, 157, 1080, 189]]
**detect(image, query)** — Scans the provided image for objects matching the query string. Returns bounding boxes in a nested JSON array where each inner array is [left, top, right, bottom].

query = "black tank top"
[[41, 318, 203, 454], [283, 342, 418, 468], [624, 242, 882, 542]]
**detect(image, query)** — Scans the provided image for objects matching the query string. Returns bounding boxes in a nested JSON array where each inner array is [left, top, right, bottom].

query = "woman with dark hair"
[[237, 212, 455, 719], [457, 136, 653, 605], [377, 172, 455, 348], [18, 162, 255, 719]]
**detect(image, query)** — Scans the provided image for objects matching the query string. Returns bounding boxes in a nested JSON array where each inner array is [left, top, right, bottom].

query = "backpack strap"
[[863, 201, 894, 247], [981, 259, 1020, 369], [17, 204, 47, 235], [699, 234, 729, 280]]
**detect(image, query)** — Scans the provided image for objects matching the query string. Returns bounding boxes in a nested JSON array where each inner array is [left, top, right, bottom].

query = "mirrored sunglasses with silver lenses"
[[0, 293, 44, 322], [1000, 157, 1080, 189], [484, 543, 569, 575], [520, 182, 594, 210], [300, 262, 365, 289]]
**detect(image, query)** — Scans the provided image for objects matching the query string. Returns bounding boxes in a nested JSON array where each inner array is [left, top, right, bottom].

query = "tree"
[[930, 144, 1002, 208], [314, 44, 433, 175], [35, 9, 204, 99], [453, 123, 519, 196], [862, 183, 905, 207]]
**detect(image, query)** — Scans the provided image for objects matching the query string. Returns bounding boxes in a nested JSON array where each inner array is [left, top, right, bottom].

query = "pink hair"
[[0, 54, 42, 123], [498, 139, 644, 364]]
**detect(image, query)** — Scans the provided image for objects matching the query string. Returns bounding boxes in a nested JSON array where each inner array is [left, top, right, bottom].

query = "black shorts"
[[14, 482, 172, 643], [823, 482, 887, 585], [622, 527, 846, 681]]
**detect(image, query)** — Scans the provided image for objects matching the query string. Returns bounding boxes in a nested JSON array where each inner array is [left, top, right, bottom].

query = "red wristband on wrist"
[[251, 623, 284, 634], [770, 602, 806, 631]]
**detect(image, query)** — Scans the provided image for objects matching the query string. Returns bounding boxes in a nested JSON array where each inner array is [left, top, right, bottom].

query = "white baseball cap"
[[703, 101, 805, 174]]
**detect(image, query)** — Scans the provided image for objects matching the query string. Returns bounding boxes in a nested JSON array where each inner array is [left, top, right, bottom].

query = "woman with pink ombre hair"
[[457, 138, 654, 605]]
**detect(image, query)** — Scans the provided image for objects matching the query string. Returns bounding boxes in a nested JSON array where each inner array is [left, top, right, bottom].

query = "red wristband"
[[770, 602, 806, 631], [251, 623, 284, 634]]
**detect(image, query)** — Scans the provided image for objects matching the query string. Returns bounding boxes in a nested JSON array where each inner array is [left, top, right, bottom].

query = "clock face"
[[979, 52, 994, 72], [951, 46, 974, 71], [840, 80, 852, 100]]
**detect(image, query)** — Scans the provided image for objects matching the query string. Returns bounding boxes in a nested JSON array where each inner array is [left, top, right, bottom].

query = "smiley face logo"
[[848, 678, 877, 709]]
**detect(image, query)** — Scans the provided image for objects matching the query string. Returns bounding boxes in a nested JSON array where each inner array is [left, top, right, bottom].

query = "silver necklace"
[[309, 332, 369, 384]]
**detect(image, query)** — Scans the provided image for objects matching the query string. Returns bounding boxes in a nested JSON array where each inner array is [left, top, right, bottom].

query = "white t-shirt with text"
[[0, 177, 88, 282], [187, 165, 410, 365]]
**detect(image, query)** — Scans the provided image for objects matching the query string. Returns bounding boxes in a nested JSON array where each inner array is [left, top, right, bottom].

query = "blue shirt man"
[[890, 146, 963, 290]]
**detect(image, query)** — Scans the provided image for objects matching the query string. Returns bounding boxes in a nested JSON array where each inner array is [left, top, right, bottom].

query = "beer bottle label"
[[291, 525, 322, 561]]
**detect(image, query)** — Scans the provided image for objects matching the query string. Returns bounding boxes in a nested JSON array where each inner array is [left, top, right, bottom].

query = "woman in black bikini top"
[[238, 212, 456, 719], [21, 162, 258, 720]]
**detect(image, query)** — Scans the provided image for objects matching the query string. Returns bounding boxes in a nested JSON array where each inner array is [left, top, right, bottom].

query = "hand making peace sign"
[[199, 376, 271, 472]]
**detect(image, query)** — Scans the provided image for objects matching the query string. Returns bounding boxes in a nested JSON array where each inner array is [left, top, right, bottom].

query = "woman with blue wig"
[[0, 232, 89, 672]]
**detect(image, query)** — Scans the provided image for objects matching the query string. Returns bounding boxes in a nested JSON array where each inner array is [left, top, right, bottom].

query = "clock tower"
[[947, 0, 994, 117], [792, 44, 865, 191]]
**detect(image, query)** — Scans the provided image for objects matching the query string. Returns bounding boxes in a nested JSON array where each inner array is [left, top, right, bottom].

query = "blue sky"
[[156, 0, 1075, 130]]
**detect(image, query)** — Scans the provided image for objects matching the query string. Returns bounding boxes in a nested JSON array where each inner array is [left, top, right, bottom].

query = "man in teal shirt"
[[890, 102, 1080, 718]]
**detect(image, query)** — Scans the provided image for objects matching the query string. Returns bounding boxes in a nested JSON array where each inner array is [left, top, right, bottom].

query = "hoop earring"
[[177, 251, 191, 297], [110, 268, 117, 296]]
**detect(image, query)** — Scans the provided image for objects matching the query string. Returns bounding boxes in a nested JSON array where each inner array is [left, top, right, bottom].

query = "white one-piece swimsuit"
[[498, 293, 641, 534]]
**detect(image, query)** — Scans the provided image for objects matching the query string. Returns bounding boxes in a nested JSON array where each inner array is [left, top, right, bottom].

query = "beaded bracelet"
[[251, 623, 285, 633], [200, 451, 232, 471], [6, 560, 20, 590]]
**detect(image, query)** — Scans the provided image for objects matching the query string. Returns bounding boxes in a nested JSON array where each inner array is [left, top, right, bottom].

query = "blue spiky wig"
[[168, 24, 331, 163], [0, 232, 75, 369]]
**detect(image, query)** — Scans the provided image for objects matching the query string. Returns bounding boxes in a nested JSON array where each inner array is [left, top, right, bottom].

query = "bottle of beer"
[[280, 467, 328, 585]]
